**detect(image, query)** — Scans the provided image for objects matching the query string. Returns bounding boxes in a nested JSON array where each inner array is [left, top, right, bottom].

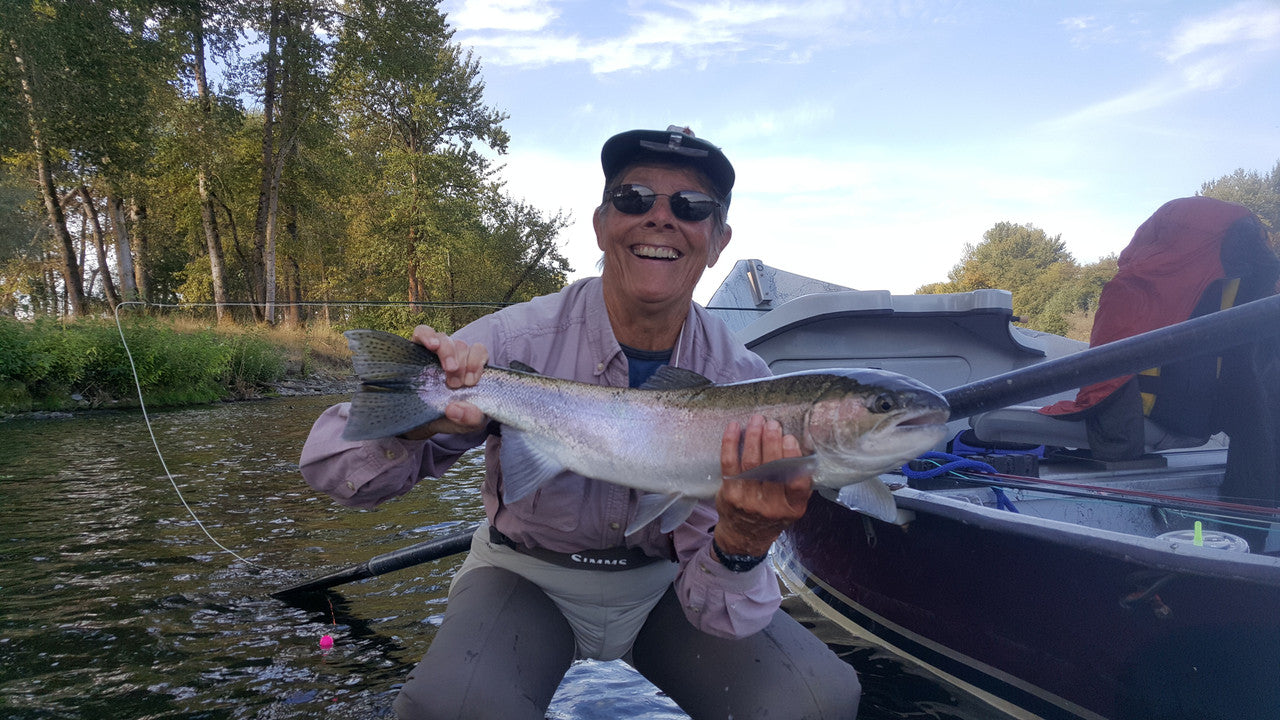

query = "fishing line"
[[113, 300, 267, 569], [110, 298, 506, 571]]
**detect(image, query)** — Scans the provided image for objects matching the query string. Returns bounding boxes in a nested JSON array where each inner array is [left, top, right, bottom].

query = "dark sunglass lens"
[[670, 192, 716, 221], [610, 185, 655, 214]]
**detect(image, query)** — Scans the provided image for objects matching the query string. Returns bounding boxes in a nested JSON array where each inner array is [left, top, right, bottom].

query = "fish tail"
[[341, 329, 445, 441], [343, 329, 441, 386]]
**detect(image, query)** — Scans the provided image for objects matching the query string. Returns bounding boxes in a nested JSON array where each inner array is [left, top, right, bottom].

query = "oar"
[[271, 522, 480, 598], [943, 292, 1280, 420]]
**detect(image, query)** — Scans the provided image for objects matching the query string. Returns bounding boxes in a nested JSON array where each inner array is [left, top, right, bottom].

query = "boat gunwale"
[[880, 480, 1280, 587]]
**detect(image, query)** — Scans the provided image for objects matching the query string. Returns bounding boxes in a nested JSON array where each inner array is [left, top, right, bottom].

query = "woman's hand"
[[713, 414, 813, 558], [396, 325, 489, 440]]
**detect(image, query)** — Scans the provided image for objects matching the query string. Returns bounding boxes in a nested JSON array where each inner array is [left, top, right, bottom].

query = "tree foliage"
[[1200, 161, 1280, 252], [0, 0, 569, 328], [917, 222, 1116, 338], [919, 162, 1279, 340]]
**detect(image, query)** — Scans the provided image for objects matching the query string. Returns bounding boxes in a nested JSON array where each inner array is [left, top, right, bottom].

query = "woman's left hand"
[[713, 414, 813, 558]]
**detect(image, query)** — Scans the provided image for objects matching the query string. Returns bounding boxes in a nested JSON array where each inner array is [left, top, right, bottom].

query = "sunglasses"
[[603, 184, 721, 222]]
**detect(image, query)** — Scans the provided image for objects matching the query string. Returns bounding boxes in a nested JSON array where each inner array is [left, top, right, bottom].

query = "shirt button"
[[609, 522, 620, 531], [596, 362, 605, 372], [384, 449, 397, 460], [346, 481, 355, 490]]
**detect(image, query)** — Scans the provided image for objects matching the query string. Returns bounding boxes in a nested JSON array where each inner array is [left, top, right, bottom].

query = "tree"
[[1200, 162, 1280, 252], [0, 0, 178, 316], [332, 0, 510, 306], [0, 0, 571, 321], [917, 222, 1110, 339]]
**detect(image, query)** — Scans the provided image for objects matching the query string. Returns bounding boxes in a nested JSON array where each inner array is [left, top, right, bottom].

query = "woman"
[[301, 126, 860, 719]]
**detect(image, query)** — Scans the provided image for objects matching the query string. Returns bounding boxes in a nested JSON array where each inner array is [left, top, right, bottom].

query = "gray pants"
[[393, 566, 861, 719]]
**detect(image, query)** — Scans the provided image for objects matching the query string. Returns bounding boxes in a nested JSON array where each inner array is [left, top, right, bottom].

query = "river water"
[[1, 395, 995, 719]]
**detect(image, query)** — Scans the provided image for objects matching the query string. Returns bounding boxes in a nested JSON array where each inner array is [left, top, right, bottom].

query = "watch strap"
[[711, 537, 766, 572]]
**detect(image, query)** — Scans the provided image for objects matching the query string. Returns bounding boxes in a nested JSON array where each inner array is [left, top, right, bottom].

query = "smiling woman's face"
[[593, 163, 732, 312]]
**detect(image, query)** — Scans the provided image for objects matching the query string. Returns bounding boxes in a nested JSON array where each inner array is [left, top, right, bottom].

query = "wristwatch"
[[711, 538, 767, 572]]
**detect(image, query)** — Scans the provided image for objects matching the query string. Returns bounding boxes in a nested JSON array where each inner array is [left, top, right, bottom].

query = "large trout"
[[341, 329, 949, 532]]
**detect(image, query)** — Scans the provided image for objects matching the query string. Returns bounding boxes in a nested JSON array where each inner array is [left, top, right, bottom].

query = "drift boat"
[[706, 259, 1280, 720]]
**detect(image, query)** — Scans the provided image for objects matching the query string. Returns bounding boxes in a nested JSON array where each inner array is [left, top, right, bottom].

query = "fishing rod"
[[943, 292, 1280, 420], [272, 523, 480, 599]]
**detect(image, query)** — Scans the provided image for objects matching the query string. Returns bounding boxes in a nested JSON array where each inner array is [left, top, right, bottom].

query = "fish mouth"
[[631, 244, 682, 261], [897, 407, 950, 427]]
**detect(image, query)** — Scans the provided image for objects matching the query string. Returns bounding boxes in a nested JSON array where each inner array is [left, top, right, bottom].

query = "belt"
[[488, 526, 667, 571]]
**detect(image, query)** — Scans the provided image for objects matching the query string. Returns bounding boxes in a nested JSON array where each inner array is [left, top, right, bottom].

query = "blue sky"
[[438, 0, 1280, 300]]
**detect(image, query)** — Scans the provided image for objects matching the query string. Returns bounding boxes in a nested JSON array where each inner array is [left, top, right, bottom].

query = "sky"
[[436, 0, 1280, 302]]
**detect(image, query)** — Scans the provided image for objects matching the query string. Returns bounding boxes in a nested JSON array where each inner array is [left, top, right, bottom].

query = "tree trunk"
[[80, 186, 121, 309], [405, 134, 424, 308], [10, 37, 85, 316], [130, 199, 150, 304], [107, 193, 137, 301], [284, 203, 301, 326], [251, 0, 281, 323], [191, 10, 228, 322], [501, 242, 554, 303], [264, 143, 286, 324]]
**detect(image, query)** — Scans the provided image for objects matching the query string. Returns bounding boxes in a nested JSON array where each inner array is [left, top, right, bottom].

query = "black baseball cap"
[[600, 125, 735, 205]]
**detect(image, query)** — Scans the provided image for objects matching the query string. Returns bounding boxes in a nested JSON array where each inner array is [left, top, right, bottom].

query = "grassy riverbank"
[[0, 317, 353, 413]]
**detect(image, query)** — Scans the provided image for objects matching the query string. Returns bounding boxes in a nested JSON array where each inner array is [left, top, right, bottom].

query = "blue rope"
[[900, 451, 998, 479], [991, 487, 1020, 513], [900, 451, 1019, 513]]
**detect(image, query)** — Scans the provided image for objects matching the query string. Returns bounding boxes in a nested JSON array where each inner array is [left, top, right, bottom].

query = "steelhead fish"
[[341, 329, 950, 532]]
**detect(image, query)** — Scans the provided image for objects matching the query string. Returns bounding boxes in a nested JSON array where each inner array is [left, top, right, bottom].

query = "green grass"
[[0, 317, 290, 412]]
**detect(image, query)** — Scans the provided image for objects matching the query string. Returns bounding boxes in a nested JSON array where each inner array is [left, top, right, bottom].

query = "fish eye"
[[870, 394, 895, 413]]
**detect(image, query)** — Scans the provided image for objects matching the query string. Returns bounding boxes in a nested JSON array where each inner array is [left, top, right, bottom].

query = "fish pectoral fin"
[[730, 455, 819, 484], [342, 388, 442, 441], [627, 493, 698, 536], [507, 360, 540, 374], [498, 428, 567, 503], [834, 478, 899, 523], [638, 366, 713, 390]]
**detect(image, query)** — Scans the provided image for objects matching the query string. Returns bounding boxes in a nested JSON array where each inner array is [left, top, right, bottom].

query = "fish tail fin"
[[341, 329, 444, 441], [343, 329, 440, 387], [342, 386, 444, 441]]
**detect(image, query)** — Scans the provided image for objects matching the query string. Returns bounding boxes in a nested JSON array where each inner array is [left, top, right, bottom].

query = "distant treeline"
[[0, 1, 571, 324], [918, 164, 1280, 340]]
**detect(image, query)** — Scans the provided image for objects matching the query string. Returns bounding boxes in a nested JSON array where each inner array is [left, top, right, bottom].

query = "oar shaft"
[[272, 523, 479, 598], [944, 293, 1280, 420]]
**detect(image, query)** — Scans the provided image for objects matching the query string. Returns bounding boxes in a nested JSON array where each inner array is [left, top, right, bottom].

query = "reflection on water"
[[1, 395, 987, 719]]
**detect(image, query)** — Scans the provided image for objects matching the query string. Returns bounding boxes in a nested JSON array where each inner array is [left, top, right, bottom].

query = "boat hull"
[[777, 491, 1280, 720]]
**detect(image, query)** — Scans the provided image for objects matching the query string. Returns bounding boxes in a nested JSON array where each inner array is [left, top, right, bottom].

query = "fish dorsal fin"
[[498, 428, 567, 503], [834, 478, 900, 523], [638, 366, 713, 391], [508, 360, 540, 374], [626, 493, 699, 536]]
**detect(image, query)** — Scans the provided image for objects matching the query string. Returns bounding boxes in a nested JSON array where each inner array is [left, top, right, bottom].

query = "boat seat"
[[968, 406, 1210, 453]]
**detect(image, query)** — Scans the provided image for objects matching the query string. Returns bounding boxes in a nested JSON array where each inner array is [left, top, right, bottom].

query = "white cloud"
[[447, 0, 558, 32], [447, 0, 955, 73], [1163, 1, 1280, 62], [1047, 1, 1280, 128]]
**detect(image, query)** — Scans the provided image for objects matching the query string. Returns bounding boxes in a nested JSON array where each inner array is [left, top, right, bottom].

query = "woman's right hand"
[[397, 325, 489, 440]]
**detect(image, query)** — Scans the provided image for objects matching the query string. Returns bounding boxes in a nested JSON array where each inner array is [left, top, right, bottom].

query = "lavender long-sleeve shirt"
[[300, 277, 782, 638]]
